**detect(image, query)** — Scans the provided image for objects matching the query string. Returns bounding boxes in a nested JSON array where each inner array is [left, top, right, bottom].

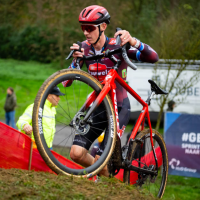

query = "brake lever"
[[115, 27, 122, 45], [115, 27, 131, 51], [75, 41, 83, 69], [66, 41, 82, 60]]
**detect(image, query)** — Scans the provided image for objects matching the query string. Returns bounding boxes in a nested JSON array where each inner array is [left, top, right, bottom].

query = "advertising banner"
[[164, 112, 200, 178]]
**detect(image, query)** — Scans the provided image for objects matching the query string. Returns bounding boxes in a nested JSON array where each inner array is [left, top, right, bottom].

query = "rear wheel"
[[123, 129, 168, 198], [32, 69, 117, 178]]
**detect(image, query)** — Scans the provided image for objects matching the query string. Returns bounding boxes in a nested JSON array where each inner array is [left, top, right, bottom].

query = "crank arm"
[[123, 163, 157, 176]]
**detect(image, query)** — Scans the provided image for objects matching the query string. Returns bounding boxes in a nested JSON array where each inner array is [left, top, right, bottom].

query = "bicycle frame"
[[81, 68, 157, 161]]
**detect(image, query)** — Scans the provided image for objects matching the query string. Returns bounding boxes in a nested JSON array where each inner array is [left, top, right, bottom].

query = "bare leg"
[[70, 145, 94, 167], [70, 145, 109, 177], [94, 155, 109, 177]]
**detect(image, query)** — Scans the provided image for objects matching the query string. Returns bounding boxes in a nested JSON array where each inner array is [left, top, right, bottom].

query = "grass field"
[[0, 59, 59, 121], [0, 59, 200, 199], [0, 168, 199, 200], [0, 59, 88, 122], [0, 168, 154, 200], [164, 175, 200, 200]]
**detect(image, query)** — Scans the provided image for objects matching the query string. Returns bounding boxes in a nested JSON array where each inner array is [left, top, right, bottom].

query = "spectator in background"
[[16, 86, 64, 149], [4, 87, 17, 128], [167, 100, 176, 111]]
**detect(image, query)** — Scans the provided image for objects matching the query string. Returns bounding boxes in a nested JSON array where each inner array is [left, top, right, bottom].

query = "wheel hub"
[[73, 112, 92, 135]]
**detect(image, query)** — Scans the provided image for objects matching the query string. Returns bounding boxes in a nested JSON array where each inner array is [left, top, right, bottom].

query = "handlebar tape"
[[115, 28, 137, 70], [76, 41, 82, 51]]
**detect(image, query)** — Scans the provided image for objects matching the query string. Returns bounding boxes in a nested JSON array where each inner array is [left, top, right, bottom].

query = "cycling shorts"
[[73, 97, 130, 153]]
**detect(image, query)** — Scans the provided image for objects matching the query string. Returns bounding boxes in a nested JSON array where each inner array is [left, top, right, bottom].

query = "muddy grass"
[[0, 168, 156, 200]]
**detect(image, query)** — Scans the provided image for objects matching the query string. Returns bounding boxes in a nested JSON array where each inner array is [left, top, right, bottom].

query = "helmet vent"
[[82, 9, 86, 17], [85, 9, 92, 18], [97, 12, 104, 19]]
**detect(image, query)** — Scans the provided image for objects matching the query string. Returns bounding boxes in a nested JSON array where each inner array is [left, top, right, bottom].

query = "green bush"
[[0, 24, 85, 65], [0, 24, 14, 58], [11, 26, 59, 63], [0, 25, 63, 63]]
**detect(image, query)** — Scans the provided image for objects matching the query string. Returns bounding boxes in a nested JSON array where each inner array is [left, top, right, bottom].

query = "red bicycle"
[[32, 30, 168, 198]]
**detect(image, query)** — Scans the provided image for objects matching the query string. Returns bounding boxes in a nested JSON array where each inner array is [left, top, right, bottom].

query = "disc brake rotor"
[[72, 112, 92, 135]]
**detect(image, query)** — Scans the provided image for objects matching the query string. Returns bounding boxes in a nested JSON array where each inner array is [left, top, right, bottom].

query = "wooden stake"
[[28, 141, 33, 170]]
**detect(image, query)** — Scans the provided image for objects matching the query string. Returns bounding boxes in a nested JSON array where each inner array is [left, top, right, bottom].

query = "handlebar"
[[67, 27, 138, 70], [122, 45, 137, 70], [116, 27, 137, 70]]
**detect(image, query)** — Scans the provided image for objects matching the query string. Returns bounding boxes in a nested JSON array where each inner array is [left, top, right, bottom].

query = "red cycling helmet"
[[79, 5, 110, 24]]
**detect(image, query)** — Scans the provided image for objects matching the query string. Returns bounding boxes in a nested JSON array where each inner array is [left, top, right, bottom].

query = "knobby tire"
[[32, 69, 117, 178], [123, 129, 168, 198]]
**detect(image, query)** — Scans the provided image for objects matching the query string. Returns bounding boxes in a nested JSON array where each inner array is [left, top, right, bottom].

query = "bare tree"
[[153, 59, 200, 130], [151, 5, 200, 130]]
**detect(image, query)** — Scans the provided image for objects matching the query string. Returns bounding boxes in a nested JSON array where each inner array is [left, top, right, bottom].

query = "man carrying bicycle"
[[63, 5, 159, 176]]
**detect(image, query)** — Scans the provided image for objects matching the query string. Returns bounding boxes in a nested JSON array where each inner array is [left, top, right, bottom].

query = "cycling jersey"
[[67, 36, 159, 107]]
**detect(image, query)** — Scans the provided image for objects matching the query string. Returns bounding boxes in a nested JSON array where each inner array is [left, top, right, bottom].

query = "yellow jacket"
[[16, 100, 56, 148]]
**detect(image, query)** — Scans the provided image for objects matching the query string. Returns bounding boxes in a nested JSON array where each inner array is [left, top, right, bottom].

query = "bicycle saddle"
[[148, 79, 168, 95]]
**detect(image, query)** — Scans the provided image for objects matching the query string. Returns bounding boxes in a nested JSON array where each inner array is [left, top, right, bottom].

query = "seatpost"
[[146, 91, 155, 106]]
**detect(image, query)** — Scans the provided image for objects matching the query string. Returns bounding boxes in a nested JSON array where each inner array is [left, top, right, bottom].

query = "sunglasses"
[[81, 23, 102, 33]]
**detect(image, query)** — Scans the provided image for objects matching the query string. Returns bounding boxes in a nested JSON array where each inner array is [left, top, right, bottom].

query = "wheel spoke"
[[32, 69, 116, 177]]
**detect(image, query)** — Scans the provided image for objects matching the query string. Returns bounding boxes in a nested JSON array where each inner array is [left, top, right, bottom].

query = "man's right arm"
[[62, 59, 78, 87], [16, 104, 33, 136], [62, 42, 85, 87]]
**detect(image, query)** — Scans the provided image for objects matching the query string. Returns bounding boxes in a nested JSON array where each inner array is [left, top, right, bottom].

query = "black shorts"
[[73, 98, 130, 153], [73, 104, 108, 150]]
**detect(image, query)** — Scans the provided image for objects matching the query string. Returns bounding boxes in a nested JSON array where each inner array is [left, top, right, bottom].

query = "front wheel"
[[32, 69, 117, 178], [123, 129, 168, 198]]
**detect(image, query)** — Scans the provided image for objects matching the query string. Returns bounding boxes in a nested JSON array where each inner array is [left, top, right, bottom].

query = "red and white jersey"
[[69, 36, 159, 107]]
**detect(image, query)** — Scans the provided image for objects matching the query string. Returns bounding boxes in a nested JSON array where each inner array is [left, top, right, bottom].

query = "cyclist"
[[63, 5, 159, 176]]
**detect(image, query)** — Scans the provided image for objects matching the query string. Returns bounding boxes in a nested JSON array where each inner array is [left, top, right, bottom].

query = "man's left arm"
[[114, 30, 159, 63], [127, 40, 159, 63]]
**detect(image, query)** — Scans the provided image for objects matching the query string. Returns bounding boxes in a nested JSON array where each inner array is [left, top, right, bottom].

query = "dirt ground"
[[0, 168, 156, 200]]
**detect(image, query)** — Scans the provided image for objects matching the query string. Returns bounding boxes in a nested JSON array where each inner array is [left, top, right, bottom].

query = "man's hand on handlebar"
[[62, 43, 84, 87], [70, 43, 84, 59], [114, 30, 137, 47]]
